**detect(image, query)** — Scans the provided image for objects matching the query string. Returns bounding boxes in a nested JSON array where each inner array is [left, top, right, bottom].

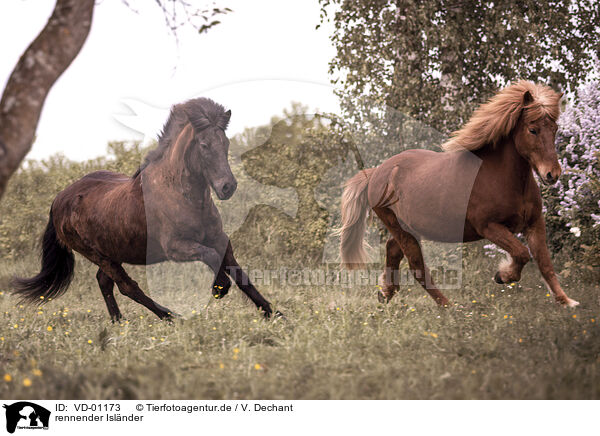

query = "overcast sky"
[[0, 0, 339, 161]]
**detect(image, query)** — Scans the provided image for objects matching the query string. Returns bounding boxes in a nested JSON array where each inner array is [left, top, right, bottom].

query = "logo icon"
[[3, 402, 50, 434]]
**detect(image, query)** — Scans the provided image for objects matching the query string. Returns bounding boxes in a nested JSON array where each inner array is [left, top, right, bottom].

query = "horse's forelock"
[[183, 98, 229, 133], [132, 97, 230, 176]]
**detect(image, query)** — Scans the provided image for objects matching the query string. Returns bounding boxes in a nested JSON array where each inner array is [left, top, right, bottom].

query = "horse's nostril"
[[222, 183, 232, 194], [546, 172, 554, 182]]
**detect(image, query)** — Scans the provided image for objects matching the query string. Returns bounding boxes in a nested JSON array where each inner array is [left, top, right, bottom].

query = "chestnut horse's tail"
[[12, 209, 75, 303], [339, 168, 375, 269]]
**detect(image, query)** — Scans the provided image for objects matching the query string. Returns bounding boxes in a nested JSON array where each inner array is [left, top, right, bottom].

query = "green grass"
[[0, 251, 598, 400]]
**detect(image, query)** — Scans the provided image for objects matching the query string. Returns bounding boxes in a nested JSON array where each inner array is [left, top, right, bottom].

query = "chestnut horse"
[[340, 81, 579, 308], [13, 98, 278, 321]]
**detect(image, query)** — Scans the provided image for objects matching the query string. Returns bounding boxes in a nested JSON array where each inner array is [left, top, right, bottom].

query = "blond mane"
[[442, 80, 562, 152]]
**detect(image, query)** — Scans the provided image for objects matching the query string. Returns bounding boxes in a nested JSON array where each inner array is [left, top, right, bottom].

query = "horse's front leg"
[[526, 217, 579, 307], [481, 223, 530, 284], [214, 238, 276, 318], [164, 238, 232, 298]]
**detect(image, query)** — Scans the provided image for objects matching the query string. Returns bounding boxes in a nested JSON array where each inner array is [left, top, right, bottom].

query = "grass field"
[[0, 249, 598, 400]]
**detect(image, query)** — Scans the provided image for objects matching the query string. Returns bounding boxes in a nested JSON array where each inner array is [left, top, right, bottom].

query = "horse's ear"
[[220, 110, 231, 130], [523, 90, 534, 105]]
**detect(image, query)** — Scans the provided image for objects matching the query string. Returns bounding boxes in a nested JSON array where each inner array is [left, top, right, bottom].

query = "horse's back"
[[369, 149, 482, 242], [53, 170, 138, 217], [56, 170, 130, 198], [52, 171, 152, 265]]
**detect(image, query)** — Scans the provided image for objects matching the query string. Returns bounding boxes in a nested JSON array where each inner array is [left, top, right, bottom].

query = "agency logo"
[[2, 402, 50, 434]]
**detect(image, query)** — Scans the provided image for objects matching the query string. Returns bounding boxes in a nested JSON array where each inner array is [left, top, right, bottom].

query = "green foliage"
[[320, 0, 600, 138], [228, 103, 354, 266]]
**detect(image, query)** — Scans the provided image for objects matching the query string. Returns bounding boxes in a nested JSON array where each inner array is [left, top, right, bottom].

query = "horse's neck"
[[144, 159, 212, 204], [477, 137, 533, 189]]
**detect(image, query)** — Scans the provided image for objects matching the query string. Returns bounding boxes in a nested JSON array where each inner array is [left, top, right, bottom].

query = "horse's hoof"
[[212, 281, 231, 299], [261, 308, 285, 320], [377, 291, 392, 303], [493, 271, 504, 284], [561, 298, 580, 308], [162, 310, 181, 323], [265, 310, 285, 321]]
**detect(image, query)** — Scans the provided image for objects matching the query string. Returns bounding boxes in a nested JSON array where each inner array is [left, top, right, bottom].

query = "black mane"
[[132, 97, 230, 177]]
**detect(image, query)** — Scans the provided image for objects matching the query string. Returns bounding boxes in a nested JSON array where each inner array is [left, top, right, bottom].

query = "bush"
[[543, 78, 600, 267]]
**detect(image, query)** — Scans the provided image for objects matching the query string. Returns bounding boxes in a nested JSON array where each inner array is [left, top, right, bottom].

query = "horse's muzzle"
[[216, 180, 237, 200]]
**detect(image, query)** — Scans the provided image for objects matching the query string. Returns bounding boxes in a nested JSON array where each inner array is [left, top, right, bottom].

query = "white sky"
[[0, 0, 339, 161]]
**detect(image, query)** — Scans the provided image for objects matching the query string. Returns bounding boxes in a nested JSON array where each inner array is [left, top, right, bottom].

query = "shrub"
[[543, 77, 600, 267]]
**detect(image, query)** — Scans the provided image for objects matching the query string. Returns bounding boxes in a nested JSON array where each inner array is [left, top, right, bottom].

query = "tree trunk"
[[0, 0, 95, 200]]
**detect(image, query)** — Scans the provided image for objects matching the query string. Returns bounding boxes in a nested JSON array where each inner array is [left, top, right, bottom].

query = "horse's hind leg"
[[378, 237, 404, 303], [374, 207, 450, 306], [100, 262, 175, 320], [96, 268, 122, 322]]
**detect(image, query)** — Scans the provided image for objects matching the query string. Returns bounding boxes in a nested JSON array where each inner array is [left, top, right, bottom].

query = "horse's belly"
[[392, 193, 472, 243]]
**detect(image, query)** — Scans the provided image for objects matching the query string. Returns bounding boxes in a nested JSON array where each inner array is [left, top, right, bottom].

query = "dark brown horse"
[[340, 81, 579, 308], [13, 98, 278, 321]]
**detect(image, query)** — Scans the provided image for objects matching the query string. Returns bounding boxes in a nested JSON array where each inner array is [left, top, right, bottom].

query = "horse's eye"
[[199, 142, 209, 149], [529, 128, 537, 135]]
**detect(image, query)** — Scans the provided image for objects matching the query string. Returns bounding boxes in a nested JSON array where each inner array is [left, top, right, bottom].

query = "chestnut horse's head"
[[513, 89, 562, 185], [181, 99, 236, 200], [442, 81, 563, 185]]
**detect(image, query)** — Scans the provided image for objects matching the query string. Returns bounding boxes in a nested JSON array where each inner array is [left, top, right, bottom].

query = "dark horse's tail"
[[12, 209, 74, 303]]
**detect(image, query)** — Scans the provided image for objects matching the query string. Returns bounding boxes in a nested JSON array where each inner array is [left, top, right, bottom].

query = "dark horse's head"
[[182, 98, 236, 199], [137, 98, 237, 200]]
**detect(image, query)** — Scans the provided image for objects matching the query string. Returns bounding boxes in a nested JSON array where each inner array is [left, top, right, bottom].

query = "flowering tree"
[[543, 77, 600, 266]]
